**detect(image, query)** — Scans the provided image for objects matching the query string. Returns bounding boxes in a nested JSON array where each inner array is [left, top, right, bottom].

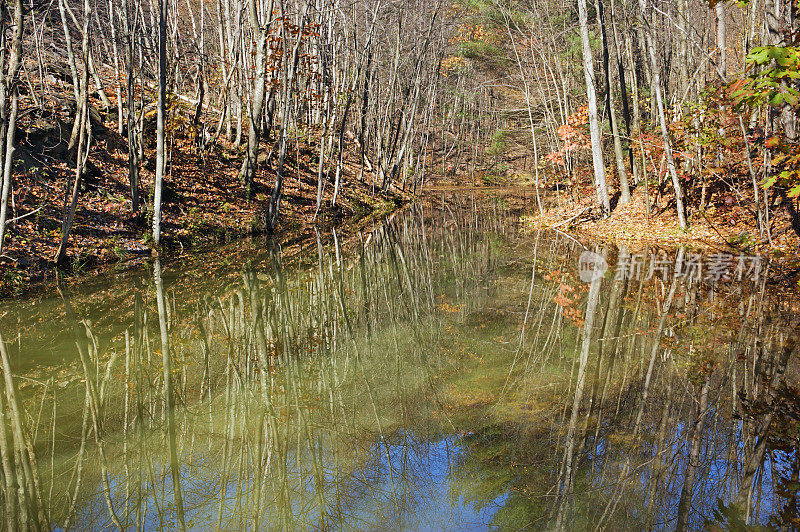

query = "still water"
[[0, 191, 798, 530]]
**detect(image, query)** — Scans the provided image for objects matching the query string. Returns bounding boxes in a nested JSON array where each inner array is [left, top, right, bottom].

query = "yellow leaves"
[[437, 294, 463, 313], [439, 55, 467, 75], [450, 23, 492, 44]]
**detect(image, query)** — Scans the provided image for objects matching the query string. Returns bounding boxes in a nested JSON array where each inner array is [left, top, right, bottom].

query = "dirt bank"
[[0, 112, 408, 297]]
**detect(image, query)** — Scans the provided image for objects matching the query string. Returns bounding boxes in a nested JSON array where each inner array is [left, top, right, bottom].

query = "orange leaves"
[[544, 270, 584, 328], [542, 269, 562, 281], [544, 151, 564, 166], [437, 295, 463, 313], [449, 23, 492, 45], [553, 284, 583, 328], [566, 106, 590, 128], [546, 107, 592, 168]]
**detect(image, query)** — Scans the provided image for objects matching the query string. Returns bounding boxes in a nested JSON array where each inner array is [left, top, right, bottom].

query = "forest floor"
[[0, 109, 408, 297], [522, 185, 797, 251], [521, 183, 800, 284]]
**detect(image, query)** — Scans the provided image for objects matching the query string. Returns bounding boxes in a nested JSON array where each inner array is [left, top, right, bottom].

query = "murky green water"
[[1, 191, 798, 530]]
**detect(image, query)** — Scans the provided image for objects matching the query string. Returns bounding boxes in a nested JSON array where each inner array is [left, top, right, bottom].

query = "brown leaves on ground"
[[523, 186, 800, 258], [0, 97, 407, 297]]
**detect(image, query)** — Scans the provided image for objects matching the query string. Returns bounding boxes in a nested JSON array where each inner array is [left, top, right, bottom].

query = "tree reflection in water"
[[0, 192, 797, 530]]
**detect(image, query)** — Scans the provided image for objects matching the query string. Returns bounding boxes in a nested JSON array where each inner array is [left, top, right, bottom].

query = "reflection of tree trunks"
[[122, 329, 134, 526], [645, 375, 673, 530], [0, 337, 21, 531], [74, 323, 123, 530], [675, 376, 710, 531], [736, 321, 800, 516], [633, 250, 682, 430], [0, 332, 46, 531], [154, 259, 187, 532], [62, 389, 89, 532], [215, 344, 236, 531], [554, 248, 604, 529], [243, 265, 271, 396], [599, 253, 682, 527], [6, 198, 796, 527]]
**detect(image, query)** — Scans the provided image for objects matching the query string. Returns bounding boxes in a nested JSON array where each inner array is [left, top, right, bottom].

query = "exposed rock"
[[51, 95, 76, 114], [89, 105, 104, 129], [47, 62, 74, 85], [20, 115, 71, 158]]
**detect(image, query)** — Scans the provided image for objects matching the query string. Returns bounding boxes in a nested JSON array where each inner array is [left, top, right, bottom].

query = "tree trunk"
[[0, 0, 22, 254], [238, 0, 273, 197], [55, 0, 92, 265], [267, 0, 309, 230], [596, 0, 630, 205], [122, 0, 140, 214], [577, 0, 611, 215], [152, 0, 169, 245], [715, 3, 726, 78], [638, 0, 687, 229]]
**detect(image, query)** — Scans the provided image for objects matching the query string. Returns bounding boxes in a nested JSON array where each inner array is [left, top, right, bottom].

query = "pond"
[[0, 190, 798, 530]]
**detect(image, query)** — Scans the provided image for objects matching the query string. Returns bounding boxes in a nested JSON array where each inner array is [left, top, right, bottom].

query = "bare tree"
[[55, 0, 93, 265], [0, 0, 24, 254], [577, 0, 610, 215], [152, 0, 169, 245]]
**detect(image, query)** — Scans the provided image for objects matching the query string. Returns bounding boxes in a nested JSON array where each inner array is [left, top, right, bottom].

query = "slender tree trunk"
[[152, 0, 169, 245], [611, 1, 635, 183], [577, 0, 611, 215], [0, 0, 23, 254], [55, 0, 92, 265], [109, 0, 124, 135], [716, 3, 726, 78], [123, 0, 140, 214], [638, 0, 687, 229], [596, 0, 630, 205], [0, 93, 16, 256], [385, 6, 438, 193], [239, 0, 273, 196], [267, 0, 309, 230]]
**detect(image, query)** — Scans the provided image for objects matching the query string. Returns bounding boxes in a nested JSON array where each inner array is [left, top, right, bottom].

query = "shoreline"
[[521, 186, 800, 287], [5, 183, 799, 300], [1, 178, 409, 300], [0, 118, 410, 298], [522, 186, 800, 254]]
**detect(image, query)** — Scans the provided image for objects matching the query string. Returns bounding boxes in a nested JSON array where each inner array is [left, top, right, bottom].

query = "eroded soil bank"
[[1, 126, 408, 298]]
